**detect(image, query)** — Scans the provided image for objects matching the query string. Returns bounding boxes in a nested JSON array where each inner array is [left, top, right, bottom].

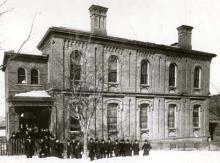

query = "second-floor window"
[[107, 103, 118, 132], [168, 104, 176, 128], [140, 103, 149, 129], [17, 68, 26, 84], [140, 60, 149, 85], [31, 69, 39, 84], [108, 56, 118, 83], [70, 50, 81, 81], [169, 63, 177, 87], [194, 66, 201, 89]]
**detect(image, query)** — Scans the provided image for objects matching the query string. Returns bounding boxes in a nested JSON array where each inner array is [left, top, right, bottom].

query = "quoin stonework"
[[2, 5, 216, 147]]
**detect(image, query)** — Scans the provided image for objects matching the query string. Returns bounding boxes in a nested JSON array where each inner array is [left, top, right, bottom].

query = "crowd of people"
[[9, 124, 152, 160], [87, 138, 152, 161]]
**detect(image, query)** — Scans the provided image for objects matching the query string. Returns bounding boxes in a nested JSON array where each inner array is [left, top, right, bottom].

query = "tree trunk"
[[83, 128, 88, 157]]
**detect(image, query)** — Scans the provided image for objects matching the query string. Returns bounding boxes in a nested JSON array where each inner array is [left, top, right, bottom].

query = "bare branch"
[[0, 14, 36, 70]]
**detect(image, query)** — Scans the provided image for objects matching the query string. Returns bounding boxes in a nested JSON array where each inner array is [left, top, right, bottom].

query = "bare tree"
[[0, 0, 35, 71]]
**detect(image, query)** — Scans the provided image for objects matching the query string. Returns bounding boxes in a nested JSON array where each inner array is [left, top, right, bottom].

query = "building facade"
[[3, 5, 216, 145]]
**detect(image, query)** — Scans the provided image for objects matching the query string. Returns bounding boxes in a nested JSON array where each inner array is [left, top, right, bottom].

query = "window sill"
[[108, 130, 118, 134], [140, 84, 150, 89], [108, 82, 119, 88], [140, 128, 149, 133], [193, 127, 200, 131], [194, 88, 201, 92], [169, 86, 176, 91]]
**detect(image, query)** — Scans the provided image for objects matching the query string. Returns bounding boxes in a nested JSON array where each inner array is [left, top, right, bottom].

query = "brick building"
[[2, 5, 216, 145]]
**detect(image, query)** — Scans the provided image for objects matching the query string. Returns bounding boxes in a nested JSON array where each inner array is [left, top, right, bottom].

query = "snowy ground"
[[0, 151, 220, 163]]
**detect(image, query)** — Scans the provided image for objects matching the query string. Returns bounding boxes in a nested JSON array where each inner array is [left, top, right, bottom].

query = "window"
[[107, 103, 118, 132], [17, 68, 26, 84], [70, 116, 81, 131], [31, 69, 39, 84], [169, 63, 177, 87], [140, 104, 149, 129], [70, 50, 81, 81], [194, 66, 201, 89], [140, 60, 149, 85], [193, 105, 200, 128], [108, 56, 118, 83], [168, 104, 176, 128]]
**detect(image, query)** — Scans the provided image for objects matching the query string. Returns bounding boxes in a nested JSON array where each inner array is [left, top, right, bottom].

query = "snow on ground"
[[15, 90, 51, 98], [0, 151, 220, 163]]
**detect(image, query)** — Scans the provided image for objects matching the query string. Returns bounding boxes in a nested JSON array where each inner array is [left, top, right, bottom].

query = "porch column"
[[9, 106, 19, 137]]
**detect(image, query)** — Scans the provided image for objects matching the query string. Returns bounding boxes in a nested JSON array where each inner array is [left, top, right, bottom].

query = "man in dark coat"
[[70, 138, 76, 158], [132, 139, 139, 156], [66, 139, 71, 158], [39, 138, 47, 158], [99, 139, 106, 158], [75, 141, 83, 158], [125, 139, 132, 156], [119, 139, 125, 156], [94, 138, 101, 159], [55, 140, 63, 158], [106, 138, 113, 158], [24, 136, 35, 158], [113, 139, 120, 157], [142, 140, 152, 156], [88, 138, 95, 161]]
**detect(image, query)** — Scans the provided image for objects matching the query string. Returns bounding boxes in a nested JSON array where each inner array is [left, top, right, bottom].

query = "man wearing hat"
[[106, 138, 113, 158], [100, 139, 106, 158], [132, 139, 139, 156], [94, 138, 101, 159], [142, 140, 152, 156], [88, 138, 95, 160], [24, 136, 35, 158], [113, 139, 120, 157]]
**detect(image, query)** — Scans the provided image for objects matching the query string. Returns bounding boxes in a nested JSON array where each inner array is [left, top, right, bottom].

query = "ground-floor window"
[[107, 103, 118, 132], [168, 104, 176, 128], [193, 105, 200, 128], [140, 103, 149, 129]]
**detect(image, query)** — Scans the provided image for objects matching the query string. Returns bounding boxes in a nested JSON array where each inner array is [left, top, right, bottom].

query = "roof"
[[2, 52, 48, 72], [37, 26, 217, 59]]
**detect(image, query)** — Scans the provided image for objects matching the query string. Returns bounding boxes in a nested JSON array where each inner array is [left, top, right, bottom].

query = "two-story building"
[[3, 5, 216, 146]]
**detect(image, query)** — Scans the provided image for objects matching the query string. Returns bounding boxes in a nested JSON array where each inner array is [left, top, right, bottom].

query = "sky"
[[0, 0, 220, 116]]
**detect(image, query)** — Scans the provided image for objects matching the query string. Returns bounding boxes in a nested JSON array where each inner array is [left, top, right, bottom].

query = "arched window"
[[193, 105, 200, 128], [168, 104, 176, 128], [31, 69, 39, 84], [108, 56, 118, 83], [169, 63, 177, 87], [140, 60, 149, 85], [107, 103, 118, 132], [140, 103, 149, 129], [17, 68, 26, 84], [194, 66, 201, 89], [70, 50, 81, 81]]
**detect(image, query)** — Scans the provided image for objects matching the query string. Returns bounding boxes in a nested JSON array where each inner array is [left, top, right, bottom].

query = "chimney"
[[177, 25, 193, 50], [89, 5, 108, 35]]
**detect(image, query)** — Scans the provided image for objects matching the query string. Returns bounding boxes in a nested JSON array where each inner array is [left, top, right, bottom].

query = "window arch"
[[70, 50, 81, 81], [169, 63, 177, 87], [140, 60, 149, 85], [17, 68, 26, 84], [140, 103, 149, 129], [31, 69, 39, 84], [107, 103, 118, 132], [193, 105, 200, 128], [194, 66, 202, 89], [168, 104, 176, 128], [108, 56, 118, 83]]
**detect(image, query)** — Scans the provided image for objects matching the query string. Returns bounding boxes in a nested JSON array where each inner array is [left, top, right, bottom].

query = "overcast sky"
[[0, 0, 220, 116]]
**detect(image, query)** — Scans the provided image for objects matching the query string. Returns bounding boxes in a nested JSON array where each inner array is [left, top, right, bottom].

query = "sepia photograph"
[[0, 0, 220, 162]]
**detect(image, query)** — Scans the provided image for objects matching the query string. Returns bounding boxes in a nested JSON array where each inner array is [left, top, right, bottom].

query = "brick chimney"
[[89, 5, 108, 35], [177, 25, 193, 50]]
